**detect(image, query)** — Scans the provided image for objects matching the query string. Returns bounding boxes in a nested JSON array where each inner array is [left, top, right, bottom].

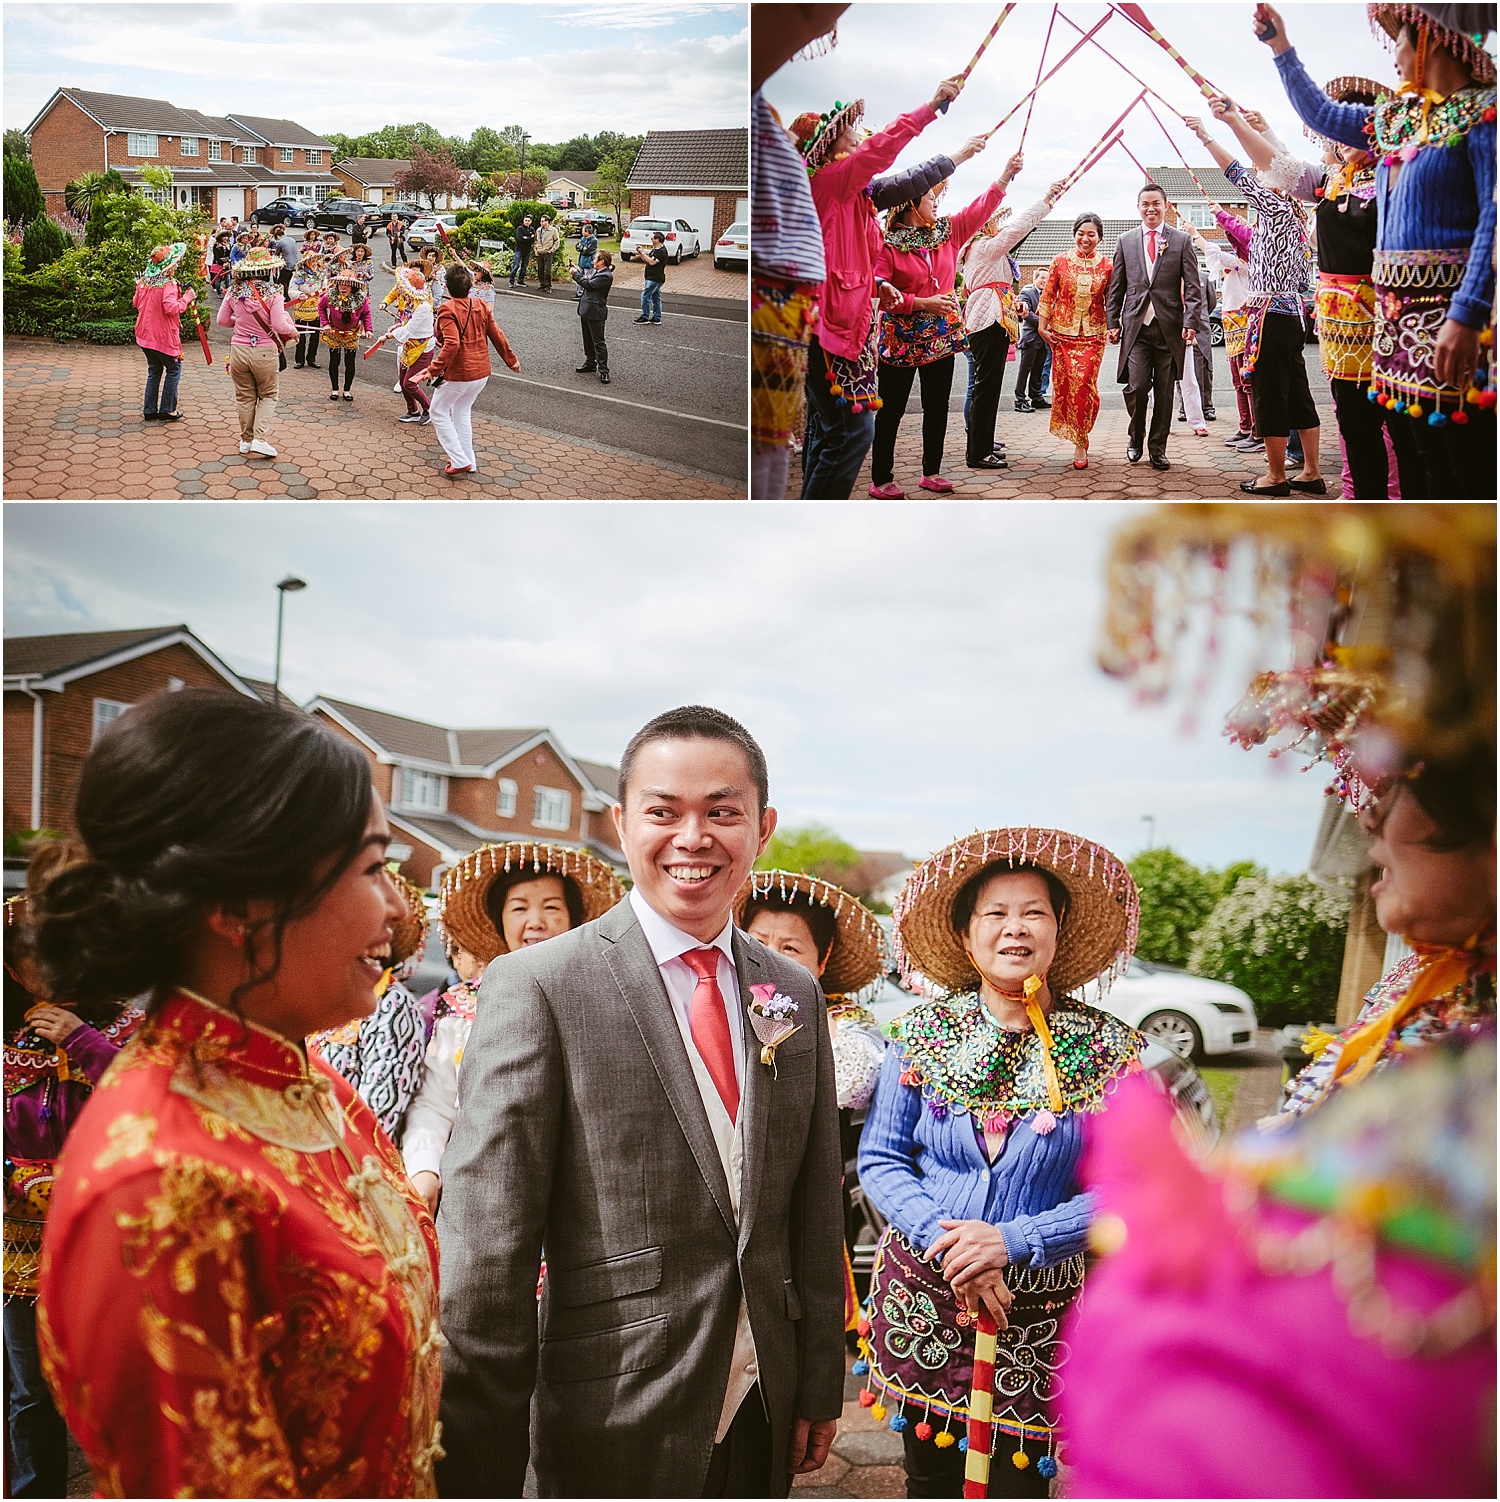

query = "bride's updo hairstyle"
[[29, 688, 374, 1012]]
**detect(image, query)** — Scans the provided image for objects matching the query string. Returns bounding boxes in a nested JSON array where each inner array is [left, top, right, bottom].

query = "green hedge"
[[74, 319, 139, 345]]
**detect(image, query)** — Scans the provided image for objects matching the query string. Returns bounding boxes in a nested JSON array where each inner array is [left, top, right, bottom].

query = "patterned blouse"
[[1224, 159, 1310, 320], [1039, 251, 1112, 339]]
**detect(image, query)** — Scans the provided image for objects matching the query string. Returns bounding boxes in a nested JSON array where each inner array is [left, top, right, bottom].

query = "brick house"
[[23, 88, 338, 220], [333, 158, 471, 211], [3, 625, 259, 840], [546, 170, 599, 208], [307, 696, 624, 889], [626, 128, 748, 243]]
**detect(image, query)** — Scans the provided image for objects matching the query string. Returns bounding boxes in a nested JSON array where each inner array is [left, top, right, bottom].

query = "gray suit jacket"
[[435, 899, 846, 1497], [1104, 222, 1205, 381]]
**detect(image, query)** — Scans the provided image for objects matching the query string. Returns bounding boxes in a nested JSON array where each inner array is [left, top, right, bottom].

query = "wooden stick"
[[1060, 130, 1125, 195], [941, 4, 1018, 112], [1057, 88, 1147, 192], [1017, 5, 1060, 153], [1112, 3, 1229, 104], [1142, 96, 1216, 202], [983, 11, 1113, 139], [1114, 134, 1153, 180], [1056, 6, 1178, 111]]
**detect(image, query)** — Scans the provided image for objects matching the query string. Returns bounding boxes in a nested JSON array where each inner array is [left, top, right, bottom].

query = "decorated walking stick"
[[1016, 4, 1060, 153], [961, 1305, 1000, 1499], [1143, 96, 1218, 202], [1056, 6, 1179, 111], [983, 12, 1113, 139], [188, 233, 213, 366], [1056, 88, 1147, 193], [940, 5, 1018, 112], [1112, 2, 1232, 105], [1113, 134, 1154, 181]]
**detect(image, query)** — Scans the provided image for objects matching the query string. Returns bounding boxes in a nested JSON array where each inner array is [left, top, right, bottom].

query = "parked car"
[[376, 202, 428, 227], [247, 198, 314, 227], [563, 209, 616, 238], [1207, 299, 1318, 345], [620, 216, 702, 263], [714, 221, 748, 271], [407, 213, 459, 251], [312, 197, 383, 233], [1082, 956, 1258, 1060]]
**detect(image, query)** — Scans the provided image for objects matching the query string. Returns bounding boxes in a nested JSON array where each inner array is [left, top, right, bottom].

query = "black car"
[[312, 197, 383, 233], [247, 198, 314, 227], [564, 211, 615, 238], [380, 202, 429, 226], [1208, 297, 1319, 346]]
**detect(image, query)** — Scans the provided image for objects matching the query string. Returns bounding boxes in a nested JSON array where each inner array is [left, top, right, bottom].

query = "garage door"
[[648, 195, 715, 236], [217, 187, 244, 220], [735, 198, 749, 224]]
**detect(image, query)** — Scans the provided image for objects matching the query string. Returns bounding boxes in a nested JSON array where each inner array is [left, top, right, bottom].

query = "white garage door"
[[217, 187, 244, 220], [648, 195, 715, 236], [257, 186, 282, 209], [735, 198, 749, 224]]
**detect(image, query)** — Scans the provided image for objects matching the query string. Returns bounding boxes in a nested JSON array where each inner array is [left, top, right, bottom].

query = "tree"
[[554, 135, 600, 171], [756, 824, 861, 885], [465, 126, 516, 175], [1188, 874, 1350, 1028], [1128, 848, 1250, 968], [393, 146, 474, 211], [21, 215, 73, 273], [65, 170, 125, 219], [497, 168, 549, 203], [4, 128, 29, 160], [4, 153, 44, 227], [591, 151, 633, 235]]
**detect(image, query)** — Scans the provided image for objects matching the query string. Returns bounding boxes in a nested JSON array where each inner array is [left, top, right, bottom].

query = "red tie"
[[681, 948, 740, 1120], [1146, 228, 1158, 270]]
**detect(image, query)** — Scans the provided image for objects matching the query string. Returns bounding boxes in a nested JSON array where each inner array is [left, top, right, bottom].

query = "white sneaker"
[[248, 439, 277, 457], [238, 440, 251, 454], [393, 381, 403, 393]]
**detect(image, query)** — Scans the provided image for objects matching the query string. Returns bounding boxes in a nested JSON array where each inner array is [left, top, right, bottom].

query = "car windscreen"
[[724, 224, 747, 236], [629, 220, 670, 232]]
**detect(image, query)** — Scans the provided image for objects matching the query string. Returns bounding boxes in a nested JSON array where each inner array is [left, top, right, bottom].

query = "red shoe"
[[444, 464, 474, 478], [918, 474, 955, 493]]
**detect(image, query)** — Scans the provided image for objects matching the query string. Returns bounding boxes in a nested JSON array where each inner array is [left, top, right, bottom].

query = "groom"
[[1106, 182, 1205, 471], [436, 705, 846, 1497]]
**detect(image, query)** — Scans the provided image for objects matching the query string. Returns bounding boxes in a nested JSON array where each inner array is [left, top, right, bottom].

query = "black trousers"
[[580, 315, 608, 373], [966, 322, 1010, 463], [295, 329, 320, 366], [902, 1431, 1050, 1498], [388, 238, 403, 267], [872, 356, 955, 483], [1329, 376, 1428, 499], [328, 345, 356, 391], [538, 250, 553, 289], [1407, 401, 1497, 500], [702, 1385, 780, 1497], [1194, 339, 1213, 409], [511, 247, 531, 284], [1014, 335, 1046, 404], [1123, 319, 1176, 456]]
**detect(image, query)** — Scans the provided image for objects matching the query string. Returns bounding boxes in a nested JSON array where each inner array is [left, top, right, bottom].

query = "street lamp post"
[[520, 132, 530, 174], [1141, 814, 1156, 851], [272, 575, 307, 707]]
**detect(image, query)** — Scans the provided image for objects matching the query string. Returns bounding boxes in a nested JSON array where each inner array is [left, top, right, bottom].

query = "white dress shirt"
[[628, 887, 760, 1442]]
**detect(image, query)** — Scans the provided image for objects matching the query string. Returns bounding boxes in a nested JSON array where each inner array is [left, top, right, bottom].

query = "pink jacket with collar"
[[873, 181, 1007, 315], [132, 280, 194, 357], [809, 103, 938, 361]]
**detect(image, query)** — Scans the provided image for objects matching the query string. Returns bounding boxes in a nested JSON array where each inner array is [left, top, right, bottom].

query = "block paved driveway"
[[792, 344, 1345, 500], [4, 334, 740, 500]]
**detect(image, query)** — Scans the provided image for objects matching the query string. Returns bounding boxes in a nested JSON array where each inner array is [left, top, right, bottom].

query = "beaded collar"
[[1371, 85, 1496, 155], [4, 1009, 144, 1097], [892, 992, 1142, 1127], [435, 977, 480, 1025], [828, 998, 878, 1028], [884, 218, 954, 253]]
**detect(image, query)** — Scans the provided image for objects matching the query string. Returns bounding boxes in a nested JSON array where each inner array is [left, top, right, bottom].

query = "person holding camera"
[[636, 231, 668, 324], [573, 249, 614, 384]]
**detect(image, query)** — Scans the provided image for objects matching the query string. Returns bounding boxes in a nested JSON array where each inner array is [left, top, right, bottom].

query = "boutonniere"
[[747, 984, 800, 1072]]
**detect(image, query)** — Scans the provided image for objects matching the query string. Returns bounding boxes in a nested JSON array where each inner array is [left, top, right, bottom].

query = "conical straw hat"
[[735, 869, 886, 995]]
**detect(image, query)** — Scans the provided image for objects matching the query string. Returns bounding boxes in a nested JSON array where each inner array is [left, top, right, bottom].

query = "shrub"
[[74, 318, 139, 345], [21, 214, 71, 272], [4, 153, 44, 227], [1188, 874, 1349, 1028], [454, 208, 477, 225], [1128, 848, 1261, 968]]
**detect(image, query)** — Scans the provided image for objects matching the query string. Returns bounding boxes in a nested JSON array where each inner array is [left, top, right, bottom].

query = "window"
[[208, 140, 222, 162], [280, 147, 294, 164], [127, 133, 158, 157], [532, 786, 571, 831], [180, 136, 198, 157], [241, 146, 257, 164], [92, 699, 131, 743], [398, 767, 448, 811], [306, 149, 322, 165], [1180, 202, 1216, 229], [496, 779, 518, 818], [138, 186, 171, 207], [314, 184, 333, 202]]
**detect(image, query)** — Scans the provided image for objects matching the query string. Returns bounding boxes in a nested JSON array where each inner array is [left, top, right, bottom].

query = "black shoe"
[[158, 411, 184, 422], [143, 412, 159, 421], [575, 363, 597, 373], [294, 361, 305, 369], [599, 370, 610, 384], [308, 361, 320, 369], [967, 454, 1008, 469], [342, 392, 353, 401], [1127, 446, 1142, 463], [329, 391, 341, 400], [1031, 397, 1051, 409], [1177, 410, 1187, 422], [1015, 401, 1034, 413], [633, 316, 650, 323], [1204, 406, 1217, 420], [1149, 452, 1170, 471]]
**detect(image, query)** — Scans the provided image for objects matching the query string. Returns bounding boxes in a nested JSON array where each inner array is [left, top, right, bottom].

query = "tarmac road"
[[347, 283, 747, 487]]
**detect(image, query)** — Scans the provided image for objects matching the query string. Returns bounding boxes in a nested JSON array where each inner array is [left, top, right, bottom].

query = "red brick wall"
[[5, 646, 242, 839], [390, 829, 443, 889], [31, 95, 109, 212], [447, 743, 585, 842], [310, 711, 395, 804], [627, 189, 742, 247]]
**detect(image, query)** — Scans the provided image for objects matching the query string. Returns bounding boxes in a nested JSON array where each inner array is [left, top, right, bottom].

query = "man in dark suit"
[[572, 250, 614, 384], [1105, 182, 1205, 470], [510, 213, 537, 287], [436, 705, 847, 1498]]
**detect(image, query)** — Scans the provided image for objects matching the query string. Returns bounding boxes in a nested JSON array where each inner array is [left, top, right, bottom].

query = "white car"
[[1083, 957, 1258, 1059], [714, 221, 748, 270], [621, 216, 701, 264], [407, 214, 458, 252]]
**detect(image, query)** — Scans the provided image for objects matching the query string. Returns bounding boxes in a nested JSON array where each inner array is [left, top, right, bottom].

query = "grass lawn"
[[1200, 1067, 1240, 1131]]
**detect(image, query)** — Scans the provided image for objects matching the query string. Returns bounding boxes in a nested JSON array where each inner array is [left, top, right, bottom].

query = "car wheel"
[[714, 258, 724, 271], [673, 247, 683, 264], [1211, 325, 1225, 347], [1140, 1009, 1203, 1060]]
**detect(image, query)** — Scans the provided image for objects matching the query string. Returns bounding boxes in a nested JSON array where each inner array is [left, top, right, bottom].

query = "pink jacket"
[[215, 286, 297, 346], [873, 181, 1007, 314], [133, 280, 194, 358], [810, 103, 938, 361], [317, 293, 373, 334]]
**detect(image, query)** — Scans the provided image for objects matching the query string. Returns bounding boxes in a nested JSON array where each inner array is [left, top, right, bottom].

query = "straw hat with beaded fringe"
[[386, 869, 429, 968], [440, 842, 625, 965], [734, 870, 886, 996], [893, 826, 1139, 997]]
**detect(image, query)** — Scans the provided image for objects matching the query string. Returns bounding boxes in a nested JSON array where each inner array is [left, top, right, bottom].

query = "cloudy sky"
[[5, 503, 1332, 875], [5, 2, 747, 140], [763, 1, 1413, 223]]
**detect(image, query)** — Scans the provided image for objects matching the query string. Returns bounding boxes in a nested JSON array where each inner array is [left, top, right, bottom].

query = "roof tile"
[[4, 625, 188, 679], [225, 114, 336, 150], [628, 129, 746, 190]]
